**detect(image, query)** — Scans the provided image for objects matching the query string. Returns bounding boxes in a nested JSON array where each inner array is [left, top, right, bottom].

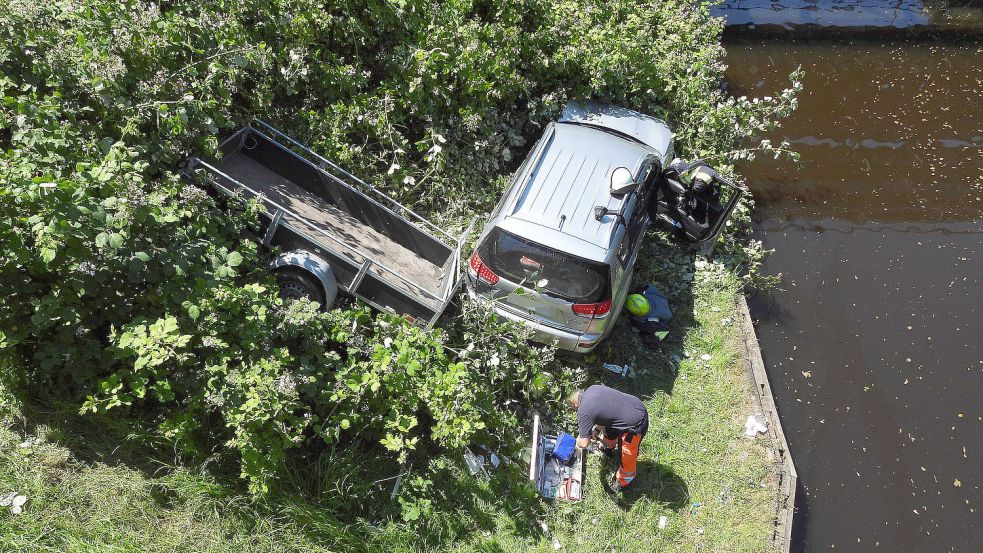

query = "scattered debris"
[[0, 492, 28, 515], [700, 353, 712, 361], [744, 414, 769, 438], [602, 363, 635, 379], [464, 448, 490, 480], [539, 521, 562, 550], [658, 515, 668, 529]]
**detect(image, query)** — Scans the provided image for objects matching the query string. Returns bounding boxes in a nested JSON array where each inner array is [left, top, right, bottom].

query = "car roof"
[[503, 122, 656, 262], [560, 101, 673, 154]]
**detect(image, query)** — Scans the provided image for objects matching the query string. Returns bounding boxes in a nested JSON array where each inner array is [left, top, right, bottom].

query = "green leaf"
[[402, 505, 421, 522], [340, 418, 350, 430], [40, 248, 56, 264], [187, 305, 200, 321], [134, 251, 150, 262], [117, 331, 134, 349], [227, 251, 243, 267], [95, 232, 108, 248], [108, 233, 124, 249]]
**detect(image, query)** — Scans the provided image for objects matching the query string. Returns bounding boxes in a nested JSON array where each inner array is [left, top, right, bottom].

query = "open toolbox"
[[529, 413, 585, 501]]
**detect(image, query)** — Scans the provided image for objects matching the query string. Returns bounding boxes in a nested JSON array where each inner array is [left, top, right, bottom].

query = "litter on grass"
[[0, 492, 27, 515], [539, 521, 562, 550], [744, 414, 769, 438], [602, 363, 635, 379], [464, 448, 490, 480]]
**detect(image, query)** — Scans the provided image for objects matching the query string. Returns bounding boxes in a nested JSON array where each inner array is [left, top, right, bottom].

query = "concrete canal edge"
[[736, 295, 797, 552]]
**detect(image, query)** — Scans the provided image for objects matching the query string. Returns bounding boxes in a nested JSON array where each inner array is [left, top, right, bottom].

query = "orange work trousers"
[[601, 430, 643, 487]]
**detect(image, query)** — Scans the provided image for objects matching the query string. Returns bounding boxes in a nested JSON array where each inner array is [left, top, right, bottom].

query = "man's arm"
[[576, 409, 595, 449]]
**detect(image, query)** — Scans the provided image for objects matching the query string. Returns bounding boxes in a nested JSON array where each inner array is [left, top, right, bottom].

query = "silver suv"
[[466, 102, 674, 353]]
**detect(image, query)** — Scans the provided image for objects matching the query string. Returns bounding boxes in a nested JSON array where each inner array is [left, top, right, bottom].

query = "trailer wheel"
[[276, 269, 328, 309]]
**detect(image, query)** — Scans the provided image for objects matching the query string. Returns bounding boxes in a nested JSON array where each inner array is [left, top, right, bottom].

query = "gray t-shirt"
[[577, 385, 648, 438]]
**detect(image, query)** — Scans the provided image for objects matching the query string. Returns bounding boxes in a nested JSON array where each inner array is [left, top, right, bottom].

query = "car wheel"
[[276, 269, 326, 308]]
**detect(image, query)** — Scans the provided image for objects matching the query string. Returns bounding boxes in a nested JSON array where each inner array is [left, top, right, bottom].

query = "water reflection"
[[725, 27, 983, 553], [714, 0, 983, 32], [726, 41, 983, 224]]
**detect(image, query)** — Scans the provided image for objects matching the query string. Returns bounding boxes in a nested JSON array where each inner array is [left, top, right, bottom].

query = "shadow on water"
[[721, 4, 983, 547]]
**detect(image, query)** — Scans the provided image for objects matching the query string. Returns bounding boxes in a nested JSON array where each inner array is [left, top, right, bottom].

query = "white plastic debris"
[[744, 414, 769, 438], [464, 449, 489, 480], [658, 515, 668, 529], [540, 521, 562, 550], [700, 354, 712, 361], [0, 492, 27, 515], [602, 363, 634, 379]]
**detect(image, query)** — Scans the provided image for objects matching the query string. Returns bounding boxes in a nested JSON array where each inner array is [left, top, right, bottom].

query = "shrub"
[[0, 0, 797, 494]]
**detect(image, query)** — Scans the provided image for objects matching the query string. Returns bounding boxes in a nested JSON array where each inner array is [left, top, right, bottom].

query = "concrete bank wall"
[[737, 295, 797, 552]]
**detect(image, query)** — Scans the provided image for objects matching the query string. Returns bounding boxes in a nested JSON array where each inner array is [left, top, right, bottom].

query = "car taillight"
[[571, 299, 612, 318], [469, 252, 500, 285]]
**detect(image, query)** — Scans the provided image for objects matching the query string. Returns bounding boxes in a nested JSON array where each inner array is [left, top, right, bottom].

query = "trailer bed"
[[189, 119, 469, 328], [218, 152, 446, 303]]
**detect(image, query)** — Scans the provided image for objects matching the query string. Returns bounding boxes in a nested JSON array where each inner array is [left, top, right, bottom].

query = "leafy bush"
[[0, 0, 797, 495]]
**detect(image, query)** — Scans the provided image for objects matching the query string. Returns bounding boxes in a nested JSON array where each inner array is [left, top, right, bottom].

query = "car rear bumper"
[[466, 288, 604, 353]]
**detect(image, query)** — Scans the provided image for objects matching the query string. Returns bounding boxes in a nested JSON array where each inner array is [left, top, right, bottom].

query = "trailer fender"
[[270, 250, 338, 309]]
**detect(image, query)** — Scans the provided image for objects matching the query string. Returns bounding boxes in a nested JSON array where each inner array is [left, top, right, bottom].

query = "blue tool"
[[553, 432, 576, 463]]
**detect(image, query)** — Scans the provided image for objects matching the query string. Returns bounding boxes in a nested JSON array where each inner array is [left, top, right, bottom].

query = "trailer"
[[186, 119, 470, 328]]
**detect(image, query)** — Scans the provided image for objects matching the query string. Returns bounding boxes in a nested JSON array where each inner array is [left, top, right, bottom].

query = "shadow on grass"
[[7, 387, 547, 551], [397, 456, 548, 548], [4, 392, 392, 550], [579, 234, 699, 400], [560, 232, 705, 511], [598, 459, 690, 511]]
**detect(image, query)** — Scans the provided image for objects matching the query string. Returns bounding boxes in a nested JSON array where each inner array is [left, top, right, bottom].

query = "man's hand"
[[575, 436, 591, 449]]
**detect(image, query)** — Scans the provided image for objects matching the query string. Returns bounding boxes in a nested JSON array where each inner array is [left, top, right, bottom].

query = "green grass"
[[0, 242, 778, 552]]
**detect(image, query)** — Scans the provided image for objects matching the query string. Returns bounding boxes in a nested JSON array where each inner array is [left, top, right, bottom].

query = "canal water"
[[719, 5, 982, 552]]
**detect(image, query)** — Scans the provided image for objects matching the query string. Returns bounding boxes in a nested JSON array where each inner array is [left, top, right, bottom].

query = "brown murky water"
[[726, 41, 983, 551]]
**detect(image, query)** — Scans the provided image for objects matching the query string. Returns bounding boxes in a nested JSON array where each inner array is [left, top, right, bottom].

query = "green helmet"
[[626, 293, 650, 317]]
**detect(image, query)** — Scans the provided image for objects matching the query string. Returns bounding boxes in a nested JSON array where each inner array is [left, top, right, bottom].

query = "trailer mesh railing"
[[250, 118, 461, 248], [190, 158, 446, 305]]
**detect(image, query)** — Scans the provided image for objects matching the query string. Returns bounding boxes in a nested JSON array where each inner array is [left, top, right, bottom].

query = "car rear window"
[[479, 228, 610, 303]]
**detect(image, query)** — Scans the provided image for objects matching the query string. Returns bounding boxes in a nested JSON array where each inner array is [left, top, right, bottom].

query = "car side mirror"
[[594, 205, 626, 226], [609, 166, 638, 195]]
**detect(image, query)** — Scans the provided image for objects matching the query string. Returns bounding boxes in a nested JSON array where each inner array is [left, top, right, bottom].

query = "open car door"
[[654, 160, 745, 249]]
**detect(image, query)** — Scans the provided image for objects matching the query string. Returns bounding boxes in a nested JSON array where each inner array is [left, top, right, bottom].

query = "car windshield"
[[480, 228, 610, 303]]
